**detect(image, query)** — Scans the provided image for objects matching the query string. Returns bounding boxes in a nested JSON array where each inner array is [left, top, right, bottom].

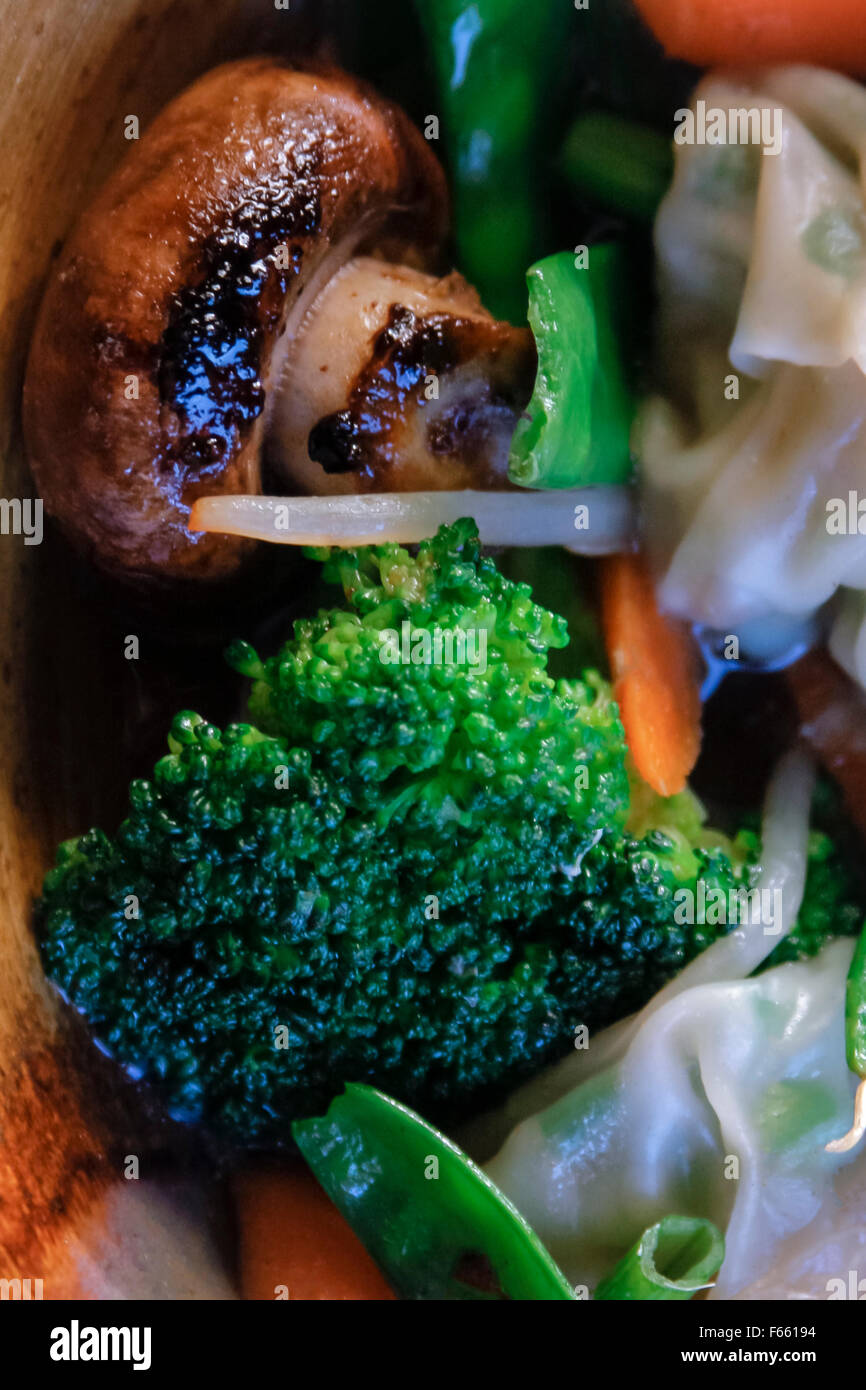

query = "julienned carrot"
[[633, 0, 866, 74], [233, 1162, 396, 1301], [600, 553, 702, 798]]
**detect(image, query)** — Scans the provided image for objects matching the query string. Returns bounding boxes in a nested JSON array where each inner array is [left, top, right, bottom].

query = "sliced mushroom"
[[271, 257, 534, 494], [24, 58, 534, 588]]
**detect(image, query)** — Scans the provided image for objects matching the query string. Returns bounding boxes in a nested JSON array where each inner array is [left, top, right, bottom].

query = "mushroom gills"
[[268, 256, 536, 495]]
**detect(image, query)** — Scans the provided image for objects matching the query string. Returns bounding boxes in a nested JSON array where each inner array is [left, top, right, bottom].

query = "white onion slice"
[[189, 489, 635, 552]]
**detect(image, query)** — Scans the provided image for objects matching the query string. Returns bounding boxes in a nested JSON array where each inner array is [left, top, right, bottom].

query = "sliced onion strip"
[[189, 489, 635, 553]]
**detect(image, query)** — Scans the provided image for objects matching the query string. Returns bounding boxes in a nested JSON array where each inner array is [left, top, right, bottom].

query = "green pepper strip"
[[561, 111, 673, 224], [293, 1083, 576, 1301], [413, 0, 566, 324], [826, 922, 866, 1152], [508, 245, 635, 490], [594, 1215, 725, 1301]]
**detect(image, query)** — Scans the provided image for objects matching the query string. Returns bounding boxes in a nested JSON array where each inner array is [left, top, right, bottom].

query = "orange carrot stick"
[[233, 1162, 396, 1301], [600, 552, 702, 798], [633, 0, 866, 74]]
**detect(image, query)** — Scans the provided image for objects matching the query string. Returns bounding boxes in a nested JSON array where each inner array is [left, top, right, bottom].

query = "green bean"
[[826, 922, 866, 1152], [561, 111, 673, 224], [413, 0, 566, 323], [594, 1215, 725, 1301]]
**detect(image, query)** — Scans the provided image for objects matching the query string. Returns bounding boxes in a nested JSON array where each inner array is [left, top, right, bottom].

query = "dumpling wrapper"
[[639, 66, 866, 658], [485, 940, 861, 1299]]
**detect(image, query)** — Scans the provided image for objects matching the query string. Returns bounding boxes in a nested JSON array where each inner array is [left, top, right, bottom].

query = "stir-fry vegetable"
[[826, 924, 866, 1153], [594, 1216, 725, 1301], [190, 487, 635, 551], [632, 0, 866, 74], [413, 0, 565, 323], [498, 546, 608, 678], [600, 552, 702, 797], [787, 651, 866, 842], [507, 247, 635, 490], [233, 1164, 395, 1300], [43, 521, 797, 1143], [293, 1084, 576, 1300], [561, 112, 673, 223]]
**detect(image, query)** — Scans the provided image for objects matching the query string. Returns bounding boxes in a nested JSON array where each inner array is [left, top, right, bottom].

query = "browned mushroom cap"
[[23, 58, 448, 587]]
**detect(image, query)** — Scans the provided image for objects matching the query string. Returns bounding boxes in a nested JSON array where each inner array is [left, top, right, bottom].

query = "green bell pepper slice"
[[508, 245, 635, 489]]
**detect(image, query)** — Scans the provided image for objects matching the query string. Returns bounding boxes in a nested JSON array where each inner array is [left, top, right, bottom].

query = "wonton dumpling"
[[485, 940, 861, 1298], [640, 67, 866, 667], [475, 750, 859, 1299], [643, 362, 866, 627]]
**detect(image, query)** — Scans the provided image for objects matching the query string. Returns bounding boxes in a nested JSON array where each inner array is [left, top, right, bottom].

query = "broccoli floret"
[[34, 522, 864, 1141], [774, 773, 866, 963], [37, 741, 750, 1136], [764, 828, 865, 967], [627, 770, 866, 971], [230, 520, 628, 848]]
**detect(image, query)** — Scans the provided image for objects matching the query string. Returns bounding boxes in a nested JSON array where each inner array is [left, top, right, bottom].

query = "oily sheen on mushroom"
[[24, 58, 534, 587]]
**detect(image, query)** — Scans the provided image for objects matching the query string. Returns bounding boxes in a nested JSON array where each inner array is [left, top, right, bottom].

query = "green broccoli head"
[[37, 728, 749, 1138], [35, 523, 865, 1141], [230, 520, 628, 841]]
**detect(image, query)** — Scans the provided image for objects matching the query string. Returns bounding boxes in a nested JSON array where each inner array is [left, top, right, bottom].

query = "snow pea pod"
[[292, 1084, 576, 1300], [413, 0, 566, 324], [826, 921, 866, 1152]]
